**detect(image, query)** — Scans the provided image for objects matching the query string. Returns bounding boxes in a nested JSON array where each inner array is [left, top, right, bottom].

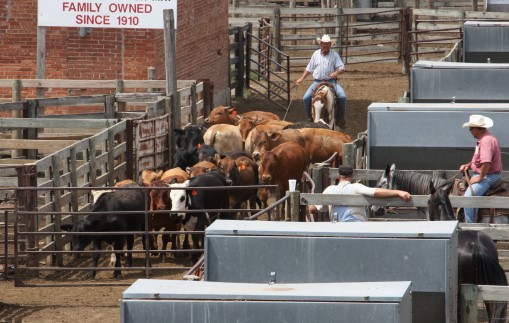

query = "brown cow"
[[204, 106, 280, 126], [297, 128, 353, 166], [203, 124, 243, 155], [252, 128, 305, 161], [217, 155, 259, 218], [186, 160, 217, 178], [238, 116, 292, 141], [258, 142, 309, 219]]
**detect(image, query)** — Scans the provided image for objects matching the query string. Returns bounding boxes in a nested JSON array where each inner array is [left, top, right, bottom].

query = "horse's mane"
[[392, 170, 449, 195]]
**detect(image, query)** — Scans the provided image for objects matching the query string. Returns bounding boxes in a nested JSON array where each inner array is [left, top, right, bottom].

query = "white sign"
[[38, 0, 177, 29]]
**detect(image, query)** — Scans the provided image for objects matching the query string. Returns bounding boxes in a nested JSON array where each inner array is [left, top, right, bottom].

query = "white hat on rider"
[[316, 34, 335, 45], [462, 114, 493, 128]]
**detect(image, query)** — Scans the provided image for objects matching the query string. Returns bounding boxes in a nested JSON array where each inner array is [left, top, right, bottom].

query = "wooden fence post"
[[336, 6, 343, 57], [147, 66, 156, 92], [116, 80, 126, 112], [287, 191, 300, 222], [459, 284, 478, 323], [163, 9, 179, 132], [16, 165, 38, 276], [190, 83, 197, 124]]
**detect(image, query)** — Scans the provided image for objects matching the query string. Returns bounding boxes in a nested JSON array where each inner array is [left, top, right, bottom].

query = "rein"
[[283, 84, 299, 121], [462, 169, 475, 196]]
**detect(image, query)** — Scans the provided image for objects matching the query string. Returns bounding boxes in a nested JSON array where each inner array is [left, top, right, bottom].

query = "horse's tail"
[[472, 240, 508, 323]]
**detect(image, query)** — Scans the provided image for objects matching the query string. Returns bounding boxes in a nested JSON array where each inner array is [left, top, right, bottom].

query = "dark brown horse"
[[428, 181, 508, 323]]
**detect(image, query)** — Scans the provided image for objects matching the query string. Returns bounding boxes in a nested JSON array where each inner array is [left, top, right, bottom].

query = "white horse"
[[311, 82, 335, 129]]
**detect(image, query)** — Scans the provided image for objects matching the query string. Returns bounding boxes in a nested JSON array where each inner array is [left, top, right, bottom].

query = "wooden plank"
[[413, 8, 466, 18], [0, 118, 117, 129], [0, 79, 198, 90], [0, 139, 75, 150], [37, 95, 105, 107], [477, 285, 509, 302]]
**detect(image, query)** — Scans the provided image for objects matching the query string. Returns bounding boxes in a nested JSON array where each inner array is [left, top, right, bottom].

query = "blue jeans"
[[303, 79, 347, 119], [330, 205, 362, 222], [464, 172, 502, 223]]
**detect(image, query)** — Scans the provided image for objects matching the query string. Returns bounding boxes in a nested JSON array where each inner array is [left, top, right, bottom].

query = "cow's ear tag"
[[231, 110, 237, 116], [192, 190, 198, 196], [197, 143, 201, 149], [240, 164, 246, 170]]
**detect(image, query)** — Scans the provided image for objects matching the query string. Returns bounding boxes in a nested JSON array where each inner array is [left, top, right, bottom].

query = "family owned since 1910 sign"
[[38, 0, 177, 29]]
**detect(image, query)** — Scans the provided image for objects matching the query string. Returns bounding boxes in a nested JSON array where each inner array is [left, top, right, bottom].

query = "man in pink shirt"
[[459, 114, 503, 223]]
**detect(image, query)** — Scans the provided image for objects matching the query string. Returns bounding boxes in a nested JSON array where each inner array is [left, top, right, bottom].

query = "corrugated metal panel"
[[411, 60, 509, 103], [486, 0, 509, 12], [464, 21, 509, 63], [366, 102, 509, 169], [205, 220, 458, 323], [121, 279, 412, 323]]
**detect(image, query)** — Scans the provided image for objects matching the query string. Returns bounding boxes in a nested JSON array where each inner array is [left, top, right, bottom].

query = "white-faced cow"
[[169, 170, 230, 263], [60, 189, 146, 279]]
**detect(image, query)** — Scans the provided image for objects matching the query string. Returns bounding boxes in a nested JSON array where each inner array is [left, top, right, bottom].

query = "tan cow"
[[238, 116, 293, 142], [298, 128, 353, 166], [140, 167, 189, 186], [186, 160, 218, 178], [252, 128, 305, 161], [203, 124, 243, 155], [204, 106, 280, 126]]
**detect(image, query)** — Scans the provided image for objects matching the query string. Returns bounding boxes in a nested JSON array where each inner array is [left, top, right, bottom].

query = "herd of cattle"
[[61, 105, 353, 278]]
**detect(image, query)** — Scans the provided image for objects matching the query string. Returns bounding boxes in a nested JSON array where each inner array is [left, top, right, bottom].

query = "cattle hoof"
[[113, 271, 122, 279], [86, 272, 97, 279]]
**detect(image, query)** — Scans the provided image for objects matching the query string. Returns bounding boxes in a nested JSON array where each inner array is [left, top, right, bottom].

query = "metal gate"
[[229, 23, 292, 112]]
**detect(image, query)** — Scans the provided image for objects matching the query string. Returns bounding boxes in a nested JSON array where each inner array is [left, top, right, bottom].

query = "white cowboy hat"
[[316, 34, 335, 45], [462, 114, 493, 128]]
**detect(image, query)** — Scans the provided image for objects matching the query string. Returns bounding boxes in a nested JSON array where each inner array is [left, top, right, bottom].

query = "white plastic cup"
[[288, 179, 297, 191]]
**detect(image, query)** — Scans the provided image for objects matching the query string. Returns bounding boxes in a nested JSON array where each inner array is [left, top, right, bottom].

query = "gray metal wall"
[[367, 103, 509, 170], [464, 21, 509, 63], [205, 220, 458, 323], [411, 60, 509, 103], [121, 279, 412, 323]]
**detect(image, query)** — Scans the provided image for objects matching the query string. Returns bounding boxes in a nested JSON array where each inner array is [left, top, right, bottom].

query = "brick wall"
[[0, 0, 229, 104]]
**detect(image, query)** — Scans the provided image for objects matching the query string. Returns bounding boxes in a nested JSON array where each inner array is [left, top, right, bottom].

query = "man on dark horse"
[[459, 114, 503, 223], [296, 34, 347, 129]]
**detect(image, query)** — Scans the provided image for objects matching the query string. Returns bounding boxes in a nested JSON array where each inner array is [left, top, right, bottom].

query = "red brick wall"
[[0, 0, 228, 102]]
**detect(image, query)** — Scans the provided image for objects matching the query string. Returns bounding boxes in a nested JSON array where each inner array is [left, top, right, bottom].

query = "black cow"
[[174, 124, 206, 150], [169, 170, 230, 263], [173, 146, 200, 170], [174, 144, 218, 169], [61, 189, 146, 279]]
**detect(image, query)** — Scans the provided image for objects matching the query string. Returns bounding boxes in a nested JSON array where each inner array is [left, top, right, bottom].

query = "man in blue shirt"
[[296, 34, 347, 128]]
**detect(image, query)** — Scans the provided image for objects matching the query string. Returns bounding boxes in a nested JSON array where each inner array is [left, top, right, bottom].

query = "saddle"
[[470, 179, 509, 223]]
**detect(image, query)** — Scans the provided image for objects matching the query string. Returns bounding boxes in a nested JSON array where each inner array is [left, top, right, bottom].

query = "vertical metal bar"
[[3, 210, 7, 278], [246, 23, 252, 90], [273, 8, 281, 70]]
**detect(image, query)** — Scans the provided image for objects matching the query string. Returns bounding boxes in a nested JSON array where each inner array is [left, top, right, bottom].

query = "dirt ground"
[[0, 61, 408, 322]]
